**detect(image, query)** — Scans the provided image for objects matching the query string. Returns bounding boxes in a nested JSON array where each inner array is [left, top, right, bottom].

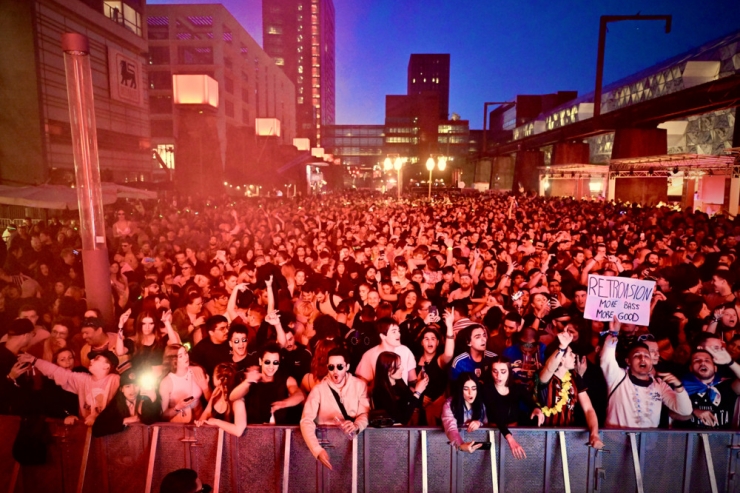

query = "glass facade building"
[[263, 0, 335, 147]]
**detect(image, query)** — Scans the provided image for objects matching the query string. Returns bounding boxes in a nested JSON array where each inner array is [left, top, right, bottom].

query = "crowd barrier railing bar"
[[1, 416, 740, 493]]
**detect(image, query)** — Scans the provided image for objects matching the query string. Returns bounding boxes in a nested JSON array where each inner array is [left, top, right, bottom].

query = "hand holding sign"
[[584, 275, 656, 326]]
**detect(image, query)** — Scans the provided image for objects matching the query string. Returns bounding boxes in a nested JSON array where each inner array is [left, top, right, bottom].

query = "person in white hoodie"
[[600, 318, 692, 428], [300, 347, 370, 470]]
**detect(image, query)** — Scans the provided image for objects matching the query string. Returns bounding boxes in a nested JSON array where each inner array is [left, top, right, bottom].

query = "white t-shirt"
[[355, 344, 416, 386]]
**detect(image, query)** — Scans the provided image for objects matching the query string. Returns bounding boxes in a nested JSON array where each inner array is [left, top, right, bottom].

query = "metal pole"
[[145, 427, 160, 493], [282, 428, 291, 493], [61, 33, 113, 327], [701, 434, 719, 493], [628, 433, 645, 493], [593, 15, 672, 118], [75, 426, 93, 493], [489, 430, 498, 493], [214, 428, 225, 493], [421, 430, 428, 493], [428, 168, 433, 200]]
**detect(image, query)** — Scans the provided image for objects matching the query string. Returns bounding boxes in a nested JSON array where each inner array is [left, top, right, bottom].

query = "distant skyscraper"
[[407, 54, 450, 120], [263, 0, 335, 146]]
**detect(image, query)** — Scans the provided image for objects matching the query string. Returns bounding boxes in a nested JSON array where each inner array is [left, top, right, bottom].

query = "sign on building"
[[107, 46, 143, 106]]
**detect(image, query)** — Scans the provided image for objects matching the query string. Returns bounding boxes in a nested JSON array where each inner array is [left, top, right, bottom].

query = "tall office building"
[[263, 0, 335, 146], [407, 54, 450, 120]]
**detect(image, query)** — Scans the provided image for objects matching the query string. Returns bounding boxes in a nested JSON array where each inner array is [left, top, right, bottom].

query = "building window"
[[298, 66, 303, 74], [150, 120, 174, 137], [224, 57, 233, 70], [149, 95, 172, 113], [154, 144, 175, 169], [148, 71, 172, 90], [224, 77, 234, 94], [242, 88, 250, 102], [148, 46, 169, 65], [225, 100, 234, 117], [267, 26, 282, 34], [178, 46, 213, 65], [297, 97, 304, 104], [275, 58, 284, 66], [104, 2, 142, 37]]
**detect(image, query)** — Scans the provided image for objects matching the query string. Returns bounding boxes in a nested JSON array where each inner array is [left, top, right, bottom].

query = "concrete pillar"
[[730, 173, 740, 216], [539, 175, 546, 196], [513, 150, 544, 194], [552, 142, 590, 165], [602, 174, 609, 200], [607, 175, 616, 202], [611, 128, 668, 160]]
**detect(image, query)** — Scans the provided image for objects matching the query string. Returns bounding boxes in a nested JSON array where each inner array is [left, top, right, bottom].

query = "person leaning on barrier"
[[229, 342, 305, 424], [538, 330, 603, 449], [195, 363, 246, 437], [672, 346, 740, 429], [19, 349, 120, 426], [92, 367, 161, 437], [600, 317, 692, 428], [300, 347, 370, 470], [441, 372, 487, 454], [483, 357, 544, 459]]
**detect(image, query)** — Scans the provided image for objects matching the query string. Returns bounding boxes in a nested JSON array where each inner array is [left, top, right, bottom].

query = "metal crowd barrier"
[[0, 416, 738, 493]]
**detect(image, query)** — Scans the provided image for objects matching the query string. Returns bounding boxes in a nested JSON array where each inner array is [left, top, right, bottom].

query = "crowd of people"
[[2, 190, 740, 466]]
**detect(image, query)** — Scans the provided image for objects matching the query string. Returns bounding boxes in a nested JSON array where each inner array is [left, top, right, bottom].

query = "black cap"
[[7, 318, 34, 336], [119, 368, 137, 387], [88, 349, 119, 372], [81, 317, 103, 330]]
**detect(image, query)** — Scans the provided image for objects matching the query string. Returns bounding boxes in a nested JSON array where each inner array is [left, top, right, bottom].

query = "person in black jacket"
[[482, 356, 544, 459], [92, 368, 161, 437], [371, 351, 429, 425]]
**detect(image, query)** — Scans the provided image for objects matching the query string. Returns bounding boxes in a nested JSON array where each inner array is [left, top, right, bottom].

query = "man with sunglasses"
[[300, 347, 370, 470], [229, 342, 304, 424]]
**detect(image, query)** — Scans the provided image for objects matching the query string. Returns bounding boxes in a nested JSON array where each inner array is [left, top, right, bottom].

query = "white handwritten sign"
[[584, 274, 655, 325]]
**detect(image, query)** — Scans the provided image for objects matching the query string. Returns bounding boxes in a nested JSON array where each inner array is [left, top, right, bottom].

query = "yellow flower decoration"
[[540, 372, 573, 417]]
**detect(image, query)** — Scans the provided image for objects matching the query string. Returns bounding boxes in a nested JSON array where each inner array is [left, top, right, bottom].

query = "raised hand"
[[118, 308, 132, 330], [556, 330, 573, 350]]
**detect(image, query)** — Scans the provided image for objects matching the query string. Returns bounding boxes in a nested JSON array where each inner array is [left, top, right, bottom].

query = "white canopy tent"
[[0, 183, 156, 210]]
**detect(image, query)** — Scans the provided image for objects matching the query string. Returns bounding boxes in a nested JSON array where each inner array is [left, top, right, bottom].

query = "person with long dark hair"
[[482, 356, 544, 459], [93, 368, 161, 437], [195, 363, 246, 437], [371, 351, 428, 425], [415, 309, 456, 425], [440, 372, 487, 453]]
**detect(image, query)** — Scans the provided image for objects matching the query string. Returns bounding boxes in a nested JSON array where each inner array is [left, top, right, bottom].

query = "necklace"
[[541, 372, 572, 417], [632, 381, 654, 425]]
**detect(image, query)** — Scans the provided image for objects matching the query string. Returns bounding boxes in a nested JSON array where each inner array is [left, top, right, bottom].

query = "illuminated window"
[[275, 58, 284, 66], [298, 97, 304, 104], [267, 26, 282, 34], [297, 34, 303, 42], [298, 65, 303, 73]]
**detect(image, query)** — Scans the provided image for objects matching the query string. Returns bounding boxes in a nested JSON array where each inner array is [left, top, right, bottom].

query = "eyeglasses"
[[327, 364, 345, 371], [232, 338, 248, 344], [637, 334, 656, 342], [263, 360, 280, 366]]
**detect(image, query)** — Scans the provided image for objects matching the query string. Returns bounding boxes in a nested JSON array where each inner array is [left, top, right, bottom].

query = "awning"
[[0, 183, 156, 210]]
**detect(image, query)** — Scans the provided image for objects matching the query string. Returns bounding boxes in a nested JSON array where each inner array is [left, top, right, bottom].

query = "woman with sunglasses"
[[195, 363, 246, 437], [229, 343, 305, 424], [372, 351, 428, 425], [441, 372, 487, 453]]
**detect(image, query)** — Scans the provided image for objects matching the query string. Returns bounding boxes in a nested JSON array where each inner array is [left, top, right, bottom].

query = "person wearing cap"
[[92, 367, 161, 437], [79, 317, 119, 368], [18, 349, 120, 426], [1, 319, 38, 415], [159, 468, 211, 493]]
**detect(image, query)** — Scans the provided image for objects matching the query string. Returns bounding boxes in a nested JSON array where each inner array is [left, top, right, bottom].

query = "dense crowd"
[[2, 190, 740, 466]]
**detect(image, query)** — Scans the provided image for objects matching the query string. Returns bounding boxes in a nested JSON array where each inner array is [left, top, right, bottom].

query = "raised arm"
[[438, 309, 457, 368], [539, 331, 572, 384]]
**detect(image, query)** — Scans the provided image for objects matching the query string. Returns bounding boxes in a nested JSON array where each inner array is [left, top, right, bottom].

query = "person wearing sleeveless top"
[[195, 363, 246, 437], [229, 343, 304, 424], [159, 344, 210, 423]]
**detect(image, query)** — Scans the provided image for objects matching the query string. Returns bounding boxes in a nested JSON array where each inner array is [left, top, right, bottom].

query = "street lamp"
[[384, 155, 404, 200], [425, 156, 447, 200]]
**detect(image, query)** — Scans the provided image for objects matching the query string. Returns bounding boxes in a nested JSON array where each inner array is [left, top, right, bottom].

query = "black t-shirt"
[[280, 344, 312, 383], [189, 339, 231, 378], [674, 379, 737, 429]]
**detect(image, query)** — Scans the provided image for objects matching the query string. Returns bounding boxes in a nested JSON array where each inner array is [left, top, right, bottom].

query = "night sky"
[[149, 0, 740, 128]]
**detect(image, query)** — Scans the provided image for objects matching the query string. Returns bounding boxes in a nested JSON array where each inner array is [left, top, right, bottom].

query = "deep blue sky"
[[150, 0, 740, 128]]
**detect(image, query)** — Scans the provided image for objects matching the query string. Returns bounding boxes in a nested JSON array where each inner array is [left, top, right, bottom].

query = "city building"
[[146, 3, 296, 192], [1, 0, 150, 187], [323, 124, 384, 188], [407, 54, 450, 120], [263, 0, 335, 146]]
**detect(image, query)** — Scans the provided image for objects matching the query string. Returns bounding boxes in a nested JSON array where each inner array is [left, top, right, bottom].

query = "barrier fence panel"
[[3, 418, 740, 493]]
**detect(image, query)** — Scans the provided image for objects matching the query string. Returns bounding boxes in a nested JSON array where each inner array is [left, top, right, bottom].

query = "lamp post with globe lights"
[[425, 156, 447, 200], [383, 155, 405, 200]]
